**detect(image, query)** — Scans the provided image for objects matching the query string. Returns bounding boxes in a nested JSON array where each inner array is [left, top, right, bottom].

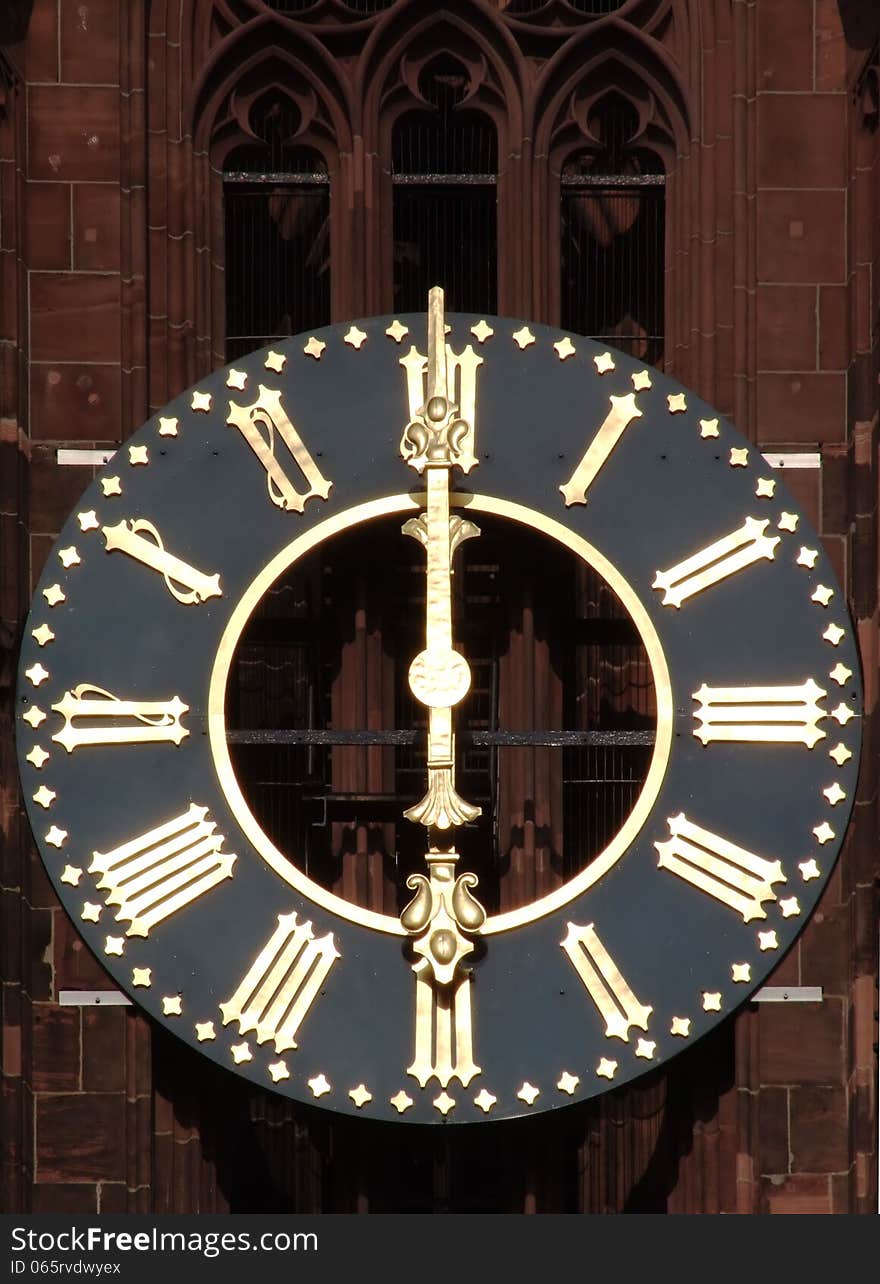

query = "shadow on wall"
[[838, 0, 880, 50]]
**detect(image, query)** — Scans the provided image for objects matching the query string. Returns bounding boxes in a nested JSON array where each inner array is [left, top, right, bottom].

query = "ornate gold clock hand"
[[400, 286, 481, 830]]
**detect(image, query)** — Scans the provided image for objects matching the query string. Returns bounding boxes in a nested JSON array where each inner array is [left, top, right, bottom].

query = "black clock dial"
[[16, 312, 862, 1124]]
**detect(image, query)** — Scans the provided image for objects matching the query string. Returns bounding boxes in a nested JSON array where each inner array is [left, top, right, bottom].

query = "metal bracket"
[[56, 448, 117, 467], [58, 990, 132, 1006], [751, 986, 823, 1003]]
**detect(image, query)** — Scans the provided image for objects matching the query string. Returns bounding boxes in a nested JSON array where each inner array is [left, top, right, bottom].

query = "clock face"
[[16, 309, 862, 1124]]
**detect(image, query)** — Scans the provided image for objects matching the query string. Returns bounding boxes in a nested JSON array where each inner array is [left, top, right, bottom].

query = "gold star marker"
[[473, 1089, 497, 1113], [343, 325, 367, 350], [45, 825, 67, 848], [58, 546, 81, 569], [349, 1084, 372, 1109], [195, 1021, 215, 1042], [517, 1082, 540, 1106], [132, 967, 152, 988], [32, 785, 56, 809], [632, 369, 653, 391], [829, 742, 852, 766], [303, 336, 326, 360], [190, 391, 212, 413], [779, 897, 801, 918], [60, 864, 82, 887], [831, 702, 855, 725], [513, 326, 535, 350], [470, 320, 494, 343], [731, 963, 751, 983], [100, 476, 122, 497], [231, 1042, 252, 1065], [268, 1061, 289, 1083], [226, 368, 248, 390], [128, 444, 149, 465], [799, 858, 821, 881], [23, 706, 46, 729], [32, 624, 55, 646], [635, 1039, 657, 1059], [596, 1058, 618, 1080], [813, 821, 835, 845], [557, 1071, 580, 1095], [822, 623, 845, 646], [385, 320, 409, 343], [104, 936, 124, 956], [667, 392, 687, 414], [829, 663, 852, 686], [264, 350, 286, 373], [433, 1091, 456, 1116], [699, 417, 720, 438], [308, 1073, 331, 1098], [812, 584, 834, 607], [77, 511, 99, 532], [778, 512, 798, 532], [25, 663, 49, 687], [390, 1090, 413, 1114], [758, 930, 779, 951], [702, 992, 722, 1012], [158, 417, 178, 437], [43, 584, 66, 607], [823, 782, 847, 806], [554, 336, 576, 360], [797, 546, 819, 569], [755, 477, 776, 498], [729, 447, 749, 467], [81, 903, 101, 923], [593, 351, 614, 374], [26, 746, 49, 769], [670, 1017, 691, 1037], [162, 996, 182, 1017]]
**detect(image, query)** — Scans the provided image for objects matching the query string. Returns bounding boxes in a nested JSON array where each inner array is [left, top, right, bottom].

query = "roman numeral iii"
[[655, 813, 785, 921], [693, 679, 827, 747]]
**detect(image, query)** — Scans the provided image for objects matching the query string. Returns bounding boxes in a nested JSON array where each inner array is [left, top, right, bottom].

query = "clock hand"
[[400, 285, 481, 831]]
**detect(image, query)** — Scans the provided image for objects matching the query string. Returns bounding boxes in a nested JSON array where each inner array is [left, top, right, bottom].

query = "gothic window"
[[560, 93, 665, 365], [223, 96, 330, 361], [392, 56, 498, 313]]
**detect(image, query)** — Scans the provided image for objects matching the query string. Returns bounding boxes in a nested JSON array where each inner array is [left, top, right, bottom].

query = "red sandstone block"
[[757, 0, 813, 91], [28, 86, 119, 182], [27, 0, 59, 83], [756, 190, 846, 285], [758, 94, 847, 189], [60, 0, 120, 85], [24, 906, 53, 1002], [815, 0, 847, 92], [31, 1183, 99, 1213], [30, 273, 121, 362], [53, 911, 116, 991], [762, 1172, 832, 1213], [31, 1005, 80, 1092], [29, 534, 54, 591], [756, 372, 846, 443], [25, 183, 70, 270], [762, 940, 800, 987], [798, 897, 849, 997], [82, 1008, 126, 1093], [757, 998, 844, 1084], [818, 284, 849, 370], [73, 184, 120, 271], [29, 445, 94, 533], [36, 1093, 126, 1182], [790, 1084, 848, 1171], [757, 1086, 790, 1174], [30, 362, 121, 442], [756, 284, 817, 370]]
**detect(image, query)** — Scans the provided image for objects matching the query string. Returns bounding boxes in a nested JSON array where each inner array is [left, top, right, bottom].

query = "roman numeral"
[[653, 517, 780, 607], [399, 343, 483, 474], [89, 803, 236, 938], [220, 913, 340, 1054], [693, 679, 827, 748], [655, 813, 785, 922], [102, 519, 221, 605], [560, 393, 643, 506], [51, 684, 188, 752], [227, 385, 332, 512], [408, 965, 480, 1089], [561, 922, 652, 1041]]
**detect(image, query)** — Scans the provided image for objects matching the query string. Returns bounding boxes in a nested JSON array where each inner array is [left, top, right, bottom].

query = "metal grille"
[[393, 58, 497, 313], [224, 98, 330, 361], [506, 0, 626, 12], [561, 95, 665, 364], [265, 0, 394, 10]]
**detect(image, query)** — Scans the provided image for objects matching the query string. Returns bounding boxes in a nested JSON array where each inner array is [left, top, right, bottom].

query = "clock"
[[16, 289, 862, 1124]]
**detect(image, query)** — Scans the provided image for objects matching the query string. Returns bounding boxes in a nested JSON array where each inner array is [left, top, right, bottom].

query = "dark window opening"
[[561, 93, 665, 364], [224, 96, 330, 361], [392, 57, 497, 313]]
